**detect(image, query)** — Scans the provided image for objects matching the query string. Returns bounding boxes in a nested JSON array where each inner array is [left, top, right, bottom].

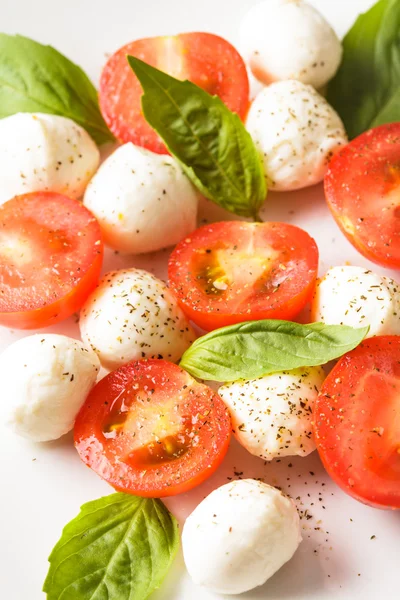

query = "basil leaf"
[[127, 56, 267, 220], [43, 492, 179, 600], [0, 33, 113, 145], [180, 320, 369, 382], [327, 0, 400, 139]]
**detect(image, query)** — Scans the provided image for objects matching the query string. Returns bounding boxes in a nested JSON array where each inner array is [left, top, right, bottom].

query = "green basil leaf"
[[327, 0, 400, 139], [43, 492, 179, 600], [0, 33, 114, 145], [180, 320, 369, 382], [127, 56, 267, 220]]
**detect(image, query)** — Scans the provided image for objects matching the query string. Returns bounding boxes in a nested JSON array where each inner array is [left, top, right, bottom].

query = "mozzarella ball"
[[0, 334, 100, 442], [311, 266, 400, 337], [84, 143, 199, 254], [182, 479, 301, 595], [246, 80, 347, 191], [80, 268, 195, 369], [219, 367, 325, 460], [0, 113, 100, 204], [240, 0, 342, 89]]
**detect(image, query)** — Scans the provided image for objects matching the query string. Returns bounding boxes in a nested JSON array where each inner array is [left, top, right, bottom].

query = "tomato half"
[[168, 221, 319, 331], [0, 192, 103, 329], [314, 336, 400, 510], [99, 33, 250, 154], [74, 359, 231, 497], [325, 123, 400, 268]]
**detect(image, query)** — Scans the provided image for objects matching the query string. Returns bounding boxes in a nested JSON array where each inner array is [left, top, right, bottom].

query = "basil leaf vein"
[[0, 33, 114, 145], [43, 492, 179, 600], [327, 0, 400, 139], [180, 320, 369, 382], [127, 55, 267, 220]]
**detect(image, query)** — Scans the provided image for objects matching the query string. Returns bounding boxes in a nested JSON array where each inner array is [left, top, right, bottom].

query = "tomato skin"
[[314, 336, 400, 510], [0, 192, 103, 329], [325, 123, 400, 269], [168, 221, 319, 331], [99, 33, 250, 154], [74, 359, 231, 498]]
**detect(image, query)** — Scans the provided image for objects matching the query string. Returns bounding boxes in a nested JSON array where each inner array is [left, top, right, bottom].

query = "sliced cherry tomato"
[[99, 33, 250, 154], [74, 359, 231, 497], [0, 192, 103, 329], [314, 336, 400, 510], [325, 123, 400, 269], [168, 221, 319, 331]]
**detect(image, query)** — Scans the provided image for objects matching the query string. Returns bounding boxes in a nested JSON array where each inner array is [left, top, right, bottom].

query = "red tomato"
[[325, 123, 400, 268], [314, 336, 400, 510], [168, 221, 319, 331], [0, 192, 103, 329], [99, 33, 250, 154], [74, 359, 231, 497]]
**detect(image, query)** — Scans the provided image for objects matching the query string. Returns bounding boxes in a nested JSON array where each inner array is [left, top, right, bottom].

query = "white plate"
[[1, 1, 399, 599]]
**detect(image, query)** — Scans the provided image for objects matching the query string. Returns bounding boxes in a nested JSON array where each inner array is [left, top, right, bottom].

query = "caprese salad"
[[0, 0, 399, 598]]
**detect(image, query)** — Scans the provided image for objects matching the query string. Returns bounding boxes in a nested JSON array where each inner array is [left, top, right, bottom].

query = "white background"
[[1, 1, 399, 599]]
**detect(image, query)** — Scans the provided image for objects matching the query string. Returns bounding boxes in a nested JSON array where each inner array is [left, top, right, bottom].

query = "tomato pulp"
[[168, 221, 319, 331], [74, 359, 231, 497], [99, 32, 250, 153], [314, 336, 400, 510], [325, 123, 400, 268], [0, 192, 103, 329]]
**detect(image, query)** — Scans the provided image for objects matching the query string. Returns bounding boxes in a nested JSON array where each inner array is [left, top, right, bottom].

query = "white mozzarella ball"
[[240, 0, 342, 89], [246, 80, 347, 191], [219, 367, 325, 460], [182, 479, 301, 595], [84, 143, 199, 254], [0, 113, 100, 204], [80, 268, 195, 369], [0, 334, 100, 442], [311, 266, 400, 337]]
